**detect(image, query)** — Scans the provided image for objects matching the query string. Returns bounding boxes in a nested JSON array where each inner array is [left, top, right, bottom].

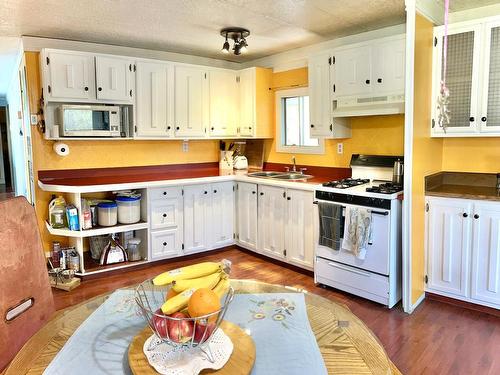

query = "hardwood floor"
[[52, 247, 500, 375]]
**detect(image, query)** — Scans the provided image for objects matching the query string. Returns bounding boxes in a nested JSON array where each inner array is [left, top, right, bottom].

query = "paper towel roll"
[[53, 142, 70, 156]]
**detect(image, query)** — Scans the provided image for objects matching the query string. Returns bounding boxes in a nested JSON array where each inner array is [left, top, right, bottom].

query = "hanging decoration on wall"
[[436, 0, 451, 132]]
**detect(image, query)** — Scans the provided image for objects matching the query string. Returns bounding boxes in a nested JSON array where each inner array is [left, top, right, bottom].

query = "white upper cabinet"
[[135, 61, 173, 137], [95, 56, 135, 103], [432, 17, 500, 137], [470, 201, 500, 307], [426, 197, 472, 298], [333, 46, 372, 97], [238, 68, 255, 137], [309, 53, 333, 137], [174, 66, 207, 137], [44, 50, 95, 101], [372, 37, 405, 94], [209, 70, 238, 137]]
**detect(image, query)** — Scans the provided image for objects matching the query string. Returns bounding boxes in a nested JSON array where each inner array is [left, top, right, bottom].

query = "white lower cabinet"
[[211, 182, 235, 248], [236, 182, 258, 251], [426, 196, 500, 309], [285, 189, 315, 269], [149, 186, 183, 260], [258, 185, 286, 259], [183, 185, 212, 254]]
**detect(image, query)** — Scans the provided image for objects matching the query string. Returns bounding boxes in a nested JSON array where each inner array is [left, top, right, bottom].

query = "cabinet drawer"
[[315, 257, 389, 302], [151, 200, 179, 230], [151, 230, 180, 259], [149, 186, 182, 201]]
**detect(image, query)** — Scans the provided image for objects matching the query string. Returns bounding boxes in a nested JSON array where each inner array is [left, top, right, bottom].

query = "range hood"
[[332, 94, 405, 117]]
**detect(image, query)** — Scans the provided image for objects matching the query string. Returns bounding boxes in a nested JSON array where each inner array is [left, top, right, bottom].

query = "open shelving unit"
[[45, 220, 149, 237]]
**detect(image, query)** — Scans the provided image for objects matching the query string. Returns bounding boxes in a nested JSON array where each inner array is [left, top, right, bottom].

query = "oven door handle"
[[370, 210, 389, 216], [328, 262, 372, 277]]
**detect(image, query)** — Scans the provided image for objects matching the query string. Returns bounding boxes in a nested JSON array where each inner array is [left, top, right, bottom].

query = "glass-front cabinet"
[[432, 17, 500, 137]]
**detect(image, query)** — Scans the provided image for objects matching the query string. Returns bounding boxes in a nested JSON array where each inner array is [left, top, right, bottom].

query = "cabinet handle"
[[287, 197, 291, 201], [260, 192, 264, 196], [163, 192, 167, 195], [213, 189, 217, 193], [252, 191, 256, 194], [481, 117, 487, 122], [162, 242, 167, 246], [163, 213, 167, 218], [167, 126, 171, 130], [98, 87, 102, 92], [474, 214, 479, 219], [84, 86, 89, 91], [310, 124, 315, 128], [462, 213, 468, 218], [469, 116, 475, 122], [176, 126, 180, 130], [249, 126, 252, 130], [204, 191, 208, 194], [211, 127, 215, 131], [377, 78, 382, 83], [365, 79, 370, 84]]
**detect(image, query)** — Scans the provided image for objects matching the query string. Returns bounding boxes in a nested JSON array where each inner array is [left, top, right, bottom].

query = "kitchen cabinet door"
[[183, 185, 211, 254], [432, 24, 482, 136], [426, 197, 472, 298], [135, 61, 173, 137], [258, 185, 286, 259], [95, 56, 134, 103], [150, 196, 182, 231], [238, 68, 255, 137], [211, 182, 234, 248], [332, 45, 372, 97], [372, 37, 405, 94], [480, 22, 500, 134], [285, 189, 314, 269], [151, 229, 182, 260], [174, 66, 206, 137], [236, 182, 258, 250], [309, 53, 332, 137], [470, 202, 500, 307], [45, 50, 95, 100], [209, 70, 238, 137]]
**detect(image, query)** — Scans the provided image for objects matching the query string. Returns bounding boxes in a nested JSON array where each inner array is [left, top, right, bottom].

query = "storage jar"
[[127, 238, 142, 261], [116, 195, 141, 224], [97, 201, 118, 227]]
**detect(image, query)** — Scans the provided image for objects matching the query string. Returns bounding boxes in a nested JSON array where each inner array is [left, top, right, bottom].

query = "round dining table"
[[3, 279, 401, 375]]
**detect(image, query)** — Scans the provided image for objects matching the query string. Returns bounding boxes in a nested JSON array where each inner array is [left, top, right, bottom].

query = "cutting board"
[[128, 320, 255, 374]]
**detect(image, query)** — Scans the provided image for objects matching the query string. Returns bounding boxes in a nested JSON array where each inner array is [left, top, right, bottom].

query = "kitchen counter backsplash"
[[425, 171, 500, 201]]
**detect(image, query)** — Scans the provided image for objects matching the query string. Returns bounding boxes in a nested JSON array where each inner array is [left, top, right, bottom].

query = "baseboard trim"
[[426, 292, 500, 318], [409, 293, 425, 313]]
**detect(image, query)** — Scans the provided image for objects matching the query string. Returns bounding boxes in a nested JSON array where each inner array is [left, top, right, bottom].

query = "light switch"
[[182, 141, 189, 152], [337, 143, 343, 154]]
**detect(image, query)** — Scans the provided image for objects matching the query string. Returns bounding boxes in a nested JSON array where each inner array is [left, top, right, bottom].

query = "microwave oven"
[[57, 105, 122, 137]]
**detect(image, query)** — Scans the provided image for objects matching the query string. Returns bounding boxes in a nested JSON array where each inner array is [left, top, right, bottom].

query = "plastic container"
[[48, 196, 67, 229], [116, 195, 141, 224], [97, 201, 118, 227], [127, 238, 142, 261]]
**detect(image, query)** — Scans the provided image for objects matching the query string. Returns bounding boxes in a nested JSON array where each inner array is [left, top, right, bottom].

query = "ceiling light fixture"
[[220, 27, 250, 56]]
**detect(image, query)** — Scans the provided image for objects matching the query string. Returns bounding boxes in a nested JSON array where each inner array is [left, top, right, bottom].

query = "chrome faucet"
[[291, 156, 297, 172]]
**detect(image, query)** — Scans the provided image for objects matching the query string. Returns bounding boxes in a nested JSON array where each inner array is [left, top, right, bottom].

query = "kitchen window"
[[276, 88, 324, 154]]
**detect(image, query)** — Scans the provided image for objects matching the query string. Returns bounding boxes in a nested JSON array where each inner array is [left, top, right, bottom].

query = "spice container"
[[68, 251, 80, 272], [97, 201, 118, 227], [127, 238, 142, 261], [116, 195, 141, 224]]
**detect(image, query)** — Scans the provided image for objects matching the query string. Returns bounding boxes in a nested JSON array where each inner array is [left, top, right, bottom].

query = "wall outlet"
[[182, 141, 189, 152], [337, 142, 343, 154]]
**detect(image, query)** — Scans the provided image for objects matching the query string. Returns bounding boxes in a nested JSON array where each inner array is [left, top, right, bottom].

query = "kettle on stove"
[[393, 159, 404, 184]]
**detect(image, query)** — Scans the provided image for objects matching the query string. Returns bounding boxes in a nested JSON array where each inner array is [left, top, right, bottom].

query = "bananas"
[[172, 271, 222, 293], [155, 259, 232, 315], [153, 262, 222, 286]]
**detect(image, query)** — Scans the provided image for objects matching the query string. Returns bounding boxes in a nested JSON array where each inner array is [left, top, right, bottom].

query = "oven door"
[[315, 202, 391, 275], [62, 106, 117, 137]]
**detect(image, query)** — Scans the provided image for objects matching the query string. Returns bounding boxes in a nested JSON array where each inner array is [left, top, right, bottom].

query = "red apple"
[[152, 309, 169, 338], [194, 322, 216, 343], [167, 312, 194, 343]]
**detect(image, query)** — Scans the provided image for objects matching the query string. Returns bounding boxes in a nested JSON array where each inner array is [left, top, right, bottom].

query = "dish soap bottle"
[[49, 195, 67, 229]]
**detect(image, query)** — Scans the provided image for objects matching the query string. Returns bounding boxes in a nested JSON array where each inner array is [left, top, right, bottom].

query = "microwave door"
[[63, 108, 112, 137]]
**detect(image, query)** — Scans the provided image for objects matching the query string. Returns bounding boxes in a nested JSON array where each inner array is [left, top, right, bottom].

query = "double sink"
[[247, 171, 314, 181]]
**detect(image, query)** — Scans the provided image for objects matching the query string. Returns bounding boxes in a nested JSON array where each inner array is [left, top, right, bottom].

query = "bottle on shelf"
[[49, 195, 67, 229]]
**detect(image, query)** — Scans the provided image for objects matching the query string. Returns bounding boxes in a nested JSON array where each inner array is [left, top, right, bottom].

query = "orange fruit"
[[166, 288, 178, 300], [188, 288, 221, 323]]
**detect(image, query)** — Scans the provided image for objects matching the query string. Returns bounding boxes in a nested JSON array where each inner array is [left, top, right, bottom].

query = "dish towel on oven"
[[318, 201, 343, 250], [342, 206, 372, 260]]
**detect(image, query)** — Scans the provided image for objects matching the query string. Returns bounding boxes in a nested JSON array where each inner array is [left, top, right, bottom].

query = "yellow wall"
[[442, 138, 500, 172], [25, 52, 219, 250], [264, 68, 405, 167], [411, 15, 443, 304]]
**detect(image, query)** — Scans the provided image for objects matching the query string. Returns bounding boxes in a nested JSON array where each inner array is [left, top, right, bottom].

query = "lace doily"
[[142, 328, 234, 375]]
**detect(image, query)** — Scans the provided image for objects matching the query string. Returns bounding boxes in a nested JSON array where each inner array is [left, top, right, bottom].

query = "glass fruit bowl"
[[135, 278, 234, 357]]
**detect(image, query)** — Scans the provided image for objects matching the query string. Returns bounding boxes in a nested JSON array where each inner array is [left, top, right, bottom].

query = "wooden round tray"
[[128, 321, 255, 374]]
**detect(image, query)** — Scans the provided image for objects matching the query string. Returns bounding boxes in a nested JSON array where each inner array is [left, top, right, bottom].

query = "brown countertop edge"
[[425, 171, 500, 201], [38, 162, 351, 187]]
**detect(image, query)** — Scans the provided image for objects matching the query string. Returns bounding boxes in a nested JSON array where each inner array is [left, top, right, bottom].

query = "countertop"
[[38, 162, 351, 193], [425, 171, 500, 201]]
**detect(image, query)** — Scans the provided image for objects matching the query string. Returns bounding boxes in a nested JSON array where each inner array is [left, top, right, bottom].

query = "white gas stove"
[[314, 154, 403, 308]]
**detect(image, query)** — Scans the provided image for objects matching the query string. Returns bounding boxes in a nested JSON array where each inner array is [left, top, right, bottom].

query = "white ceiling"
[[0, 0, 406, 63]]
